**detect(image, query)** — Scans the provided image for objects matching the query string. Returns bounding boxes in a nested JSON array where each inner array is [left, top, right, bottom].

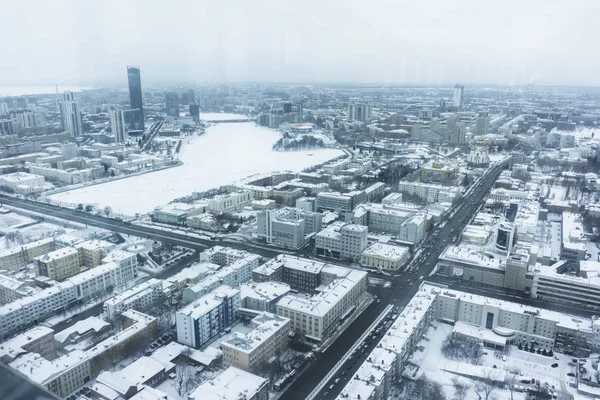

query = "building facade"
[[176, 285, 240, 349]]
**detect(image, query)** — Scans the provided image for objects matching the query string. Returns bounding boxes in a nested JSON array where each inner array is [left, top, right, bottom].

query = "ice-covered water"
[[49, 119, 342, 215]]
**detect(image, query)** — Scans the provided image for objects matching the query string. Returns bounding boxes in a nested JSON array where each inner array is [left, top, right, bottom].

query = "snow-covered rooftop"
[[54, 316, 110, 344], [361, 242, 409, 261], [276, 269, 367, 317], [189, 366, 268, 400], [178, 285, 239, 320], [240, 281, 291, 302], [221, 312, 289, 353]]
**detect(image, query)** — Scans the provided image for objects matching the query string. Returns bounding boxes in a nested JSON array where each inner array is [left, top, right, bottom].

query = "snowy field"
[[49, 120, 343, 215]]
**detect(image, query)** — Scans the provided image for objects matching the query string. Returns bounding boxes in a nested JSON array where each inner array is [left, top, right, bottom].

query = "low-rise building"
[[360, 242, 410, 271], [176, 285, 240, 349], [0, 172, 51, 194], [207, 190, 253, 214], [221, 312, 289, 373], [189, 366, 269, 400], [152, 202, 205, 225]]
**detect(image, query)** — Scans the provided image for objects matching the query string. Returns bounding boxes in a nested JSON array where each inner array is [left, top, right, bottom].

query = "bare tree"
[[452, 376, 470, 400], [475, 368, 502, 400], [176, 364, 197, 396], [414, 375, 446, 400], [103, 206, 112, 217], [505, 371, 518, 400]]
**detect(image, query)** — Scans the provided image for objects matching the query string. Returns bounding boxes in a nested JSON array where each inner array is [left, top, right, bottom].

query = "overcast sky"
[[1, 0, 598, 87]]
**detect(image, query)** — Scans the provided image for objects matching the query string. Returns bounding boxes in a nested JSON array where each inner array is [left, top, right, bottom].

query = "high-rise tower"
[[127, 66, 144, 130]]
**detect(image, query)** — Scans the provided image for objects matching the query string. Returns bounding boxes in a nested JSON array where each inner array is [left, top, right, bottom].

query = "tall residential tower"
[[453, 84, 464, 108], [110, 108, 128, 143], [59, 91, 83, 137]]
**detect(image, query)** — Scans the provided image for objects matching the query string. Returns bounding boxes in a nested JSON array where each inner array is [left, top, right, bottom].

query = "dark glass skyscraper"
[[127, 66, 144, 130], [165, 92, 179, 117]]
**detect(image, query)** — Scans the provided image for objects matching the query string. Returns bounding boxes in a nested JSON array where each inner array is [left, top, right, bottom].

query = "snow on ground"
[[410, 322, 558, 400], [0, 212, 34, 229], [19, 222, 72, 240], [49, 122, 343, 216], [489, 153, 508, 163], [548, 185, 567, 201]]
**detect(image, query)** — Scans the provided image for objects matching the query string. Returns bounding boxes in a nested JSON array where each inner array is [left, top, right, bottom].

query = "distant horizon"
[[2, 81, 600, 98]]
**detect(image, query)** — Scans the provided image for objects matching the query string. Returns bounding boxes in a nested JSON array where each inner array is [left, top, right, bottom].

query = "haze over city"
[[3, 2, 600, 400], [1, 0, 599, 87]]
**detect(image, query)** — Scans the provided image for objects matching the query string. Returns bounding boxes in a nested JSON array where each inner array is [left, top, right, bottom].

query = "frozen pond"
[[49, 118, 342, 215]]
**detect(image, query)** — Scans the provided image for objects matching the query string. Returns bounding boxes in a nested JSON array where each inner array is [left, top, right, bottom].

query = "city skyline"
[[1, 0, 599, 87]]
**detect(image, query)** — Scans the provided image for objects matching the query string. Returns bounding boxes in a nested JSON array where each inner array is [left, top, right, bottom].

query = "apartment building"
[[199, 246, 258, 267], [397, 181, 459, 203], [0, 252, 137, 338], [221, 312, 290, 373], [183, 255, 260, 303], [253, 255, 323, 293], [335, 285, 437, 400], [10, 350, 91, 398], [315, 222, 368, 261], [162, 262, 221, 297], [0, 326, 57, 363], [7, 310, 156, 398], [176, 285, 241, 349], [360, 243, 410, 271], [0, 273, 37, 304], [240, 281, 291, 313], [276, 269, 367, 342], [189, 366, 269, 400], [316, 191, 355, 212], [0, 237, 55, 271], [398, 214, 426, 245], [102, 249, 137, 270], [208, 190, 253, 214], [74, 240, 112, 268], [103, 278, 163, 320], [35, 246, 81, 281]]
